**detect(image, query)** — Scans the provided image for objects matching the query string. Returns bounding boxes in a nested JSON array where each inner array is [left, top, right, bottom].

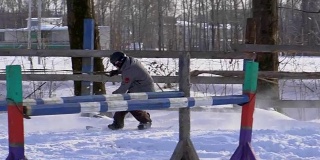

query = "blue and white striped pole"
[[23, 95, 249, 116], [0, 91, 184, 109]]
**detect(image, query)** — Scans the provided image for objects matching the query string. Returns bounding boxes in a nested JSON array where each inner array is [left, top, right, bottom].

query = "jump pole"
[[230, 61, 259, 160], [0, 91, 185, 108], [6, 65, 27, 159], [22, 95, 250, 116]]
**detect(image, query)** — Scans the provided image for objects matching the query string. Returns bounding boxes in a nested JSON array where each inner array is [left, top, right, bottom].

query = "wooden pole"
[[171, 52, 199, 160], [6, 65, 27, 159]]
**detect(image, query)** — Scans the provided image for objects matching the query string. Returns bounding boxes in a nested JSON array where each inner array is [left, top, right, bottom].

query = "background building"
[[0, 17, 110, 50]]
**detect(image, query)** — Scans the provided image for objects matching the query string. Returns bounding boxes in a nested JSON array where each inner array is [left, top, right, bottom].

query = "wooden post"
[[6, 65, 27, 159], [243, 18, 256, 66], [170, 52, 199, 160]]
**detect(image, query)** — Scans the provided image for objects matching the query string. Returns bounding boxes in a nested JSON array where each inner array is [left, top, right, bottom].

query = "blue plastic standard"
[[81, 18, 94, 95]]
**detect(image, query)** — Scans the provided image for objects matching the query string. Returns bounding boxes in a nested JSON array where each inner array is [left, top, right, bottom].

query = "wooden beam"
[[0, 74, 244, 84], [259, 100, 320, 108], [233, 44, 320, 54], [0, 49, 255, 59], [3, 45, 320, 58], [191, 70, 320, 79], [170, 140, 185, 160], [1, 70, 319, 84]]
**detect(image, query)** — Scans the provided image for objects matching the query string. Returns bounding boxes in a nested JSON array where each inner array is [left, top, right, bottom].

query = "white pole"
[[27, 0, 36, 98], [37, 0, 42, 64], [27, 0, 32, 49], [37, 0, 42, 50]]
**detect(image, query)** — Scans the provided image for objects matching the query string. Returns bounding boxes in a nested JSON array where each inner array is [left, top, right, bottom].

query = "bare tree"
[[252, 0, 280, 111], [94, 0, 110, 25]]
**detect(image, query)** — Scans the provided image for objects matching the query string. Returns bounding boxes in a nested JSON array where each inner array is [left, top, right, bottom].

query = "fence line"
[[0, 70, 318, 85], [233, 44, 320, 54], [0, 49, 255, 59], [0, 74, 244, 84]]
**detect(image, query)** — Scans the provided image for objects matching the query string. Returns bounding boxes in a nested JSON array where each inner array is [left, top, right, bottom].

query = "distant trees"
[[2, 0, 320, 103], [0, 0, 67, 28], [1, 0, 320, 51], [278, 0, 320, 45]]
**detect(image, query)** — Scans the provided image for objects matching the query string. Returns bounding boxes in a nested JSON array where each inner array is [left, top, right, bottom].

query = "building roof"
[[1, 26, 68, 31]]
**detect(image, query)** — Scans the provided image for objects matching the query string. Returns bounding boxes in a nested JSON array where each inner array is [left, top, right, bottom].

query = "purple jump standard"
[[230, 61, 259, 160], [6, 65, 27, 160]]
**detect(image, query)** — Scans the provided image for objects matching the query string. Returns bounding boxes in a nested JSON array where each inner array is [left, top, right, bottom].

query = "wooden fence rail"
[[190, 70, 320, 79], [233, 44, 320, 54], [0, 74, 244, 84], [1, 47, 320, 109], [0, 71, 319, 84], [1, 44, 320, 58], [259, 100, 320, 108], [0, 49, 255, 59]]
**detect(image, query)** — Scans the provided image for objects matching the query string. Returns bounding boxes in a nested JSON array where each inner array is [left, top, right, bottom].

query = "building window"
[[0, 32, 4, 41]]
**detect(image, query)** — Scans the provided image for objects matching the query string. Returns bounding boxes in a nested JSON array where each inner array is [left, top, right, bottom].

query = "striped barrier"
[[0, 91, 185, 109], [5, 60, 259, 160], [25, 95, 249, 116]]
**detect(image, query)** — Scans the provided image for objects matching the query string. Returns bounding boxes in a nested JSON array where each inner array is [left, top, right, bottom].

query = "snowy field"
[[0, 56, 320, 159], [0, 102, 320, 159]]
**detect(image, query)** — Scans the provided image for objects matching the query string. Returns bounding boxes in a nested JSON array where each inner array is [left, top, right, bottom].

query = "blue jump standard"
[[25, 95, 249, 116], [0, 91, 185, 110]]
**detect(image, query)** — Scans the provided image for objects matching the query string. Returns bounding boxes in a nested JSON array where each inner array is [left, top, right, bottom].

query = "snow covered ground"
[[0, 105, 320, 159], [0, 56, 320, 159]]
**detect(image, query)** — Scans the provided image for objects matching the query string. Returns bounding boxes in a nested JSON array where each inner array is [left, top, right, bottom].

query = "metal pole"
[[27, 0, 32, 49], [37, 0, 41, 50], [37, 0, 42, 64], [27, 0, 36, 97]]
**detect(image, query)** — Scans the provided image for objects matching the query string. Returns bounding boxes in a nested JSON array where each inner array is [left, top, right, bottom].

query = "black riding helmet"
[[110, 51, 127, 69]]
